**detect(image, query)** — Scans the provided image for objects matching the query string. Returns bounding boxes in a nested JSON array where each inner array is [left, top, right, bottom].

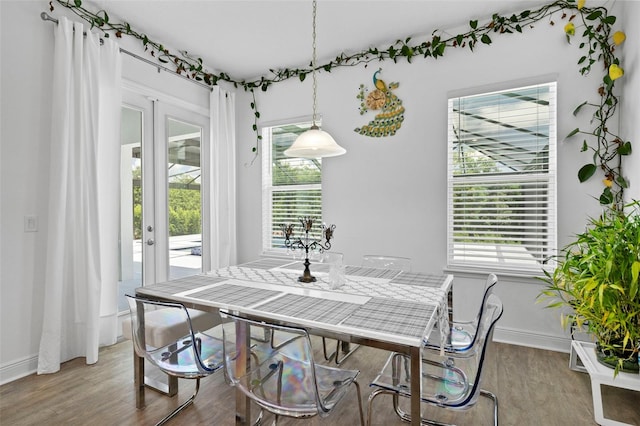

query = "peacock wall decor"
[[355, 68, 405, 137]]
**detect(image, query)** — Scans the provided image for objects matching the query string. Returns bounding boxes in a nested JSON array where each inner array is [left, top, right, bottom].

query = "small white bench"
[[122, 308, 221, 400], [569, 340, 640, 426]]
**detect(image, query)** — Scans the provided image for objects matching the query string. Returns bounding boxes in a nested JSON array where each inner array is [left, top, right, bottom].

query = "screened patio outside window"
[[447, 82, 557, 273], [262, 121, 323, 253]]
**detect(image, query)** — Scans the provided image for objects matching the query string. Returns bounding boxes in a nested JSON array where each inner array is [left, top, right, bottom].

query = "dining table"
[[134, 257, 453, 426]]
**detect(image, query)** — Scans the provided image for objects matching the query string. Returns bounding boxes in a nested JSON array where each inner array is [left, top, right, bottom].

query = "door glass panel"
[[167, 118, 202, 279], [118, 106, 143, 312]]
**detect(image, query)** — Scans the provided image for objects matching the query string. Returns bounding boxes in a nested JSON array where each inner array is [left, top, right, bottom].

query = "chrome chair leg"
[[480, 389, 499, 426], [156, 377, 201, 426], [353, 380, 366, 426], [371, 386, 498, 426], [249, 408, 265, 426], [367, 388, 388, 426], [322, 337, 337, 362]]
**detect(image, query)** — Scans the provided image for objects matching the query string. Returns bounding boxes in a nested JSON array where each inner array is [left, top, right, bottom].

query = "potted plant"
[[540, 200, 640, 375]]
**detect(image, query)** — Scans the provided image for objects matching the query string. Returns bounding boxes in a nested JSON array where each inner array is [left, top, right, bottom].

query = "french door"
[[118, 89, 210, 312]]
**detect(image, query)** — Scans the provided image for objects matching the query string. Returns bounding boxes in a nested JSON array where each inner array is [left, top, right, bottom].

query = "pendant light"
[[284, 0, 346, 158]]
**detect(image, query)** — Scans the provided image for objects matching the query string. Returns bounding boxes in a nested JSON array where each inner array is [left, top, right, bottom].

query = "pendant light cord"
[[311, 0, 318, 127]]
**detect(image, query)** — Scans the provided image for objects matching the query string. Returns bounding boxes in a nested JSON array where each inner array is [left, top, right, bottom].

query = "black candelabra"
[[281, 217, 335, 283]]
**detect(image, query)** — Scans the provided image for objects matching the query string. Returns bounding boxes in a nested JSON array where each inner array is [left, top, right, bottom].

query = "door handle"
[[147, 239, 155, 246]]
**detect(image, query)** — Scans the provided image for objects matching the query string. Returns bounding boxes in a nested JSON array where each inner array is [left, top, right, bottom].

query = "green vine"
[[50, 0, 630, 209]]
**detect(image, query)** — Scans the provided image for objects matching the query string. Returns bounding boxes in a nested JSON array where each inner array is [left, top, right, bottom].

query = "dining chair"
[[322, 254, 413, 365], [126, 295, 225, 426], [367, 294, 503, 426], [221, 310, 365, 426], [424, 273, 498, 352], [122, 302, 220, 398]]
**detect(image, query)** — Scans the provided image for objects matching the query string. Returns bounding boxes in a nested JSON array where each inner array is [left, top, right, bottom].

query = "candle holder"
[[282, 217, 335, 283]]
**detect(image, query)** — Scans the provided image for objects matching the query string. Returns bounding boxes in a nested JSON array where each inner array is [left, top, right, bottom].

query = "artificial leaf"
[[632, 261, 640, 287], [470, 20, 478, 29], [586, 10, 603, 20], [616, 175, 628, 189], [609, 64, 624, 81], [599, 187, 613, 205], [617, 141, 632, 155], [578, 163, 596, 182], [573, 101, 587, 116], [481, 34, 492, 44], [566, 127, 580, 139]]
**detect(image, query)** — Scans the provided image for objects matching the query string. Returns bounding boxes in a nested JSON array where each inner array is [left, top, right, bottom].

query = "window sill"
[[443, 264, 550, 284]]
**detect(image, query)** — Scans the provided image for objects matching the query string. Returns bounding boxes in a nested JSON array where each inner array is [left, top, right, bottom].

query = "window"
[[262, 121, 323, 253], [447, 82, 557, 273]]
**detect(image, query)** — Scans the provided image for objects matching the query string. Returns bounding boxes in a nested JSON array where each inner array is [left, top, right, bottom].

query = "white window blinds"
[[262, 121, 323, 252], [447, 82, 557, 272]]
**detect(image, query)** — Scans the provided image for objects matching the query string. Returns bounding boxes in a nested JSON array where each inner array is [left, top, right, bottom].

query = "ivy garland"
[[49, 0, 630, 210]]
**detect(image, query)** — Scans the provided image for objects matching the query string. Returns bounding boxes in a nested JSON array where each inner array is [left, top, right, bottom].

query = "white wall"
[[1, 0, 638, 385], [236, 1, 639, 352], [1, 0, 55, 384]]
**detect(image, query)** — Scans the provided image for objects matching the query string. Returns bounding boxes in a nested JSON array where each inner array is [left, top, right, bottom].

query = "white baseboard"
[[1, 315, 130, 386], [493, 325, 572, 353], [0, 354, 38, 385]]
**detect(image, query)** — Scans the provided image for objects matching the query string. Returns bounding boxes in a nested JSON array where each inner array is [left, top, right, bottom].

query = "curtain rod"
[[40, 12, 213, 91]]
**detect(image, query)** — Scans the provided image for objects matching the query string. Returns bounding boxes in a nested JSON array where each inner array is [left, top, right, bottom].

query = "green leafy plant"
[[48, 0, 630, 209], [539, 201, 640, 374]]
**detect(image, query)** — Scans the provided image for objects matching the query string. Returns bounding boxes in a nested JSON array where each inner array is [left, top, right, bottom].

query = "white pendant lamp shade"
[[284, 125, 346, 158], [285, 0, 346, 159]]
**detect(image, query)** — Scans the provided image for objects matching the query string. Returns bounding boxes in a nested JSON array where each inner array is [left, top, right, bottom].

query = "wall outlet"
[[24, 215, 38, 232]]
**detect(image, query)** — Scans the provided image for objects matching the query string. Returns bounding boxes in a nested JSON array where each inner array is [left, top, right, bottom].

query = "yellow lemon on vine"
[[577, 0, 585, 10], [564, 22, 575, 36], [613, 31, 626, 45], [609, 64, 624, 80], [603, 178, 613, 188]]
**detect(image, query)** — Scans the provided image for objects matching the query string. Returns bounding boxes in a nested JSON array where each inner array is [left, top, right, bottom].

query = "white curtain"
[[209, 86, 237, 269], [38, 17, 122, 374]]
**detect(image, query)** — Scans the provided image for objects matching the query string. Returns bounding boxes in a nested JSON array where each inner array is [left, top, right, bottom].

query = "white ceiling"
[[89, 0, 552, 81]]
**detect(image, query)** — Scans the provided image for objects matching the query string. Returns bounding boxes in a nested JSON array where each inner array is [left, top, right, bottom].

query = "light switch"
[[24, 215, 38, 232]]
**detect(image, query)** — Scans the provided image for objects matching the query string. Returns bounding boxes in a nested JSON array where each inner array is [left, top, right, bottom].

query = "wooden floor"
[[1, 339, 639, 426]]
